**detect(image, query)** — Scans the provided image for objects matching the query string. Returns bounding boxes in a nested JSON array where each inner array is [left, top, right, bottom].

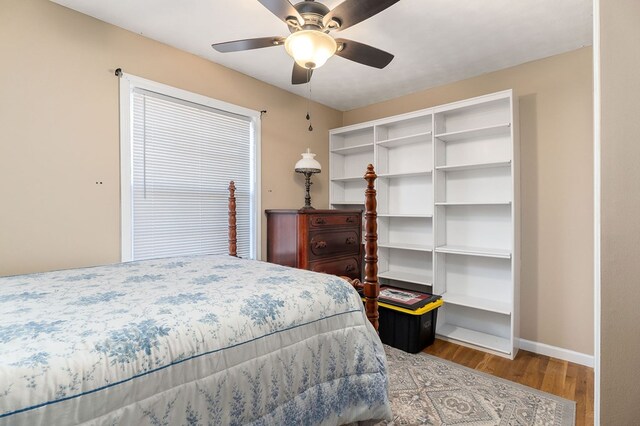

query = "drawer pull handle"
[[346, 217, 355, 223], [314, 241, 327, 249], [314, 218, 327, 225], [345, 237, 357, 245], [345, 264, 355, 273]]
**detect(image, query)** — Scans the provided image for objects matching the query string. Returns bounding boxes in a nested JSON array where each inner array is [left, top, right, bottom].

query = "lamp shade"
[[295, 148, 321, 172], [285, 30, 337, 70]]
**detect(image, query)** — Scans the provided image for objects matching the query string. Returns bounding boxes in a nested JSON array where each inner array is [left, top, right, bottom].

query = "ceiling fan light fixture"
[[284, 30, 337, 70]]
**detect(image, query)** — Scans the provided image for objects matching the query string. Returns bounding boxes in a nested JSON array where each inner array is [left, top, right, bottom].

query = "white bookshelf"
[[330, 143, 374, 155], [330, 176, 364, 182], [433, 90, 519, 358], [376, 114, 433, 291], [377, 131, 433, 148], [437, 322, 511, 354], [440, 292, 511, 315], [378, 175, 432, 216], [329, 90, 519, 358], [435, 245, 511, 259], [378, 242, 433, 252], [329, 127, 374, 206], [434, 201, 512, 206], [434, 122, 511, 142], [435, 160, 511, 172], [377, 170, 432, 178], [328, 126, 370, 246], [330, 112, 434, 292], [378, 268, 432, 287], [377, 213, 432, 218]]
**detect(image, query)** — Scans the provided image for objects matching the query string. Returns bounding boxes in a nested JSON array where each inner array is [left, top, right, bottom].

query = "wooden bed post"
[[228, 181, 237, 257], [363, 164, 379, 331]]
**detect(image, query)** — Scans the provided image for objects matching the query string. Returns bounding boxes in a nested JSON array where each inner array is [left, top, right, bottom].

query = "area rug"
[[377, 345, 576, 425]]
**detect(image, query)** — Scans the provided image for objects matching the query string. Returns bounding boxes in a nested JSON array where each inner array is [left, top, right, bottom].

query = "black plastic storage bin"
[[377, 298, 443, 354]]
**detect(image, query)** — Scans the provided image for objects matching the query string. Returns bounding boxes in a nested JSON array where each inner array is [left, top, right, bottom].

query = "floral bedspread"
[[0, 255, 391, 425]]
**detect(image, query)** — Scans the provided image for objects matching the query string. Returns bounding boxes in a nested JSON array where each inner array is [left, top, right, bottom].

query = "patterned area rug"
[[377, 345, 575, 425]]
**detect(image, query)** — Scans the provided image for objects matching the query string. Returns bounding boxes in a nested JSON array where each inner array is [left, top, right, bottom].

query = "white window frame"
[[119, 73, 261, 261]]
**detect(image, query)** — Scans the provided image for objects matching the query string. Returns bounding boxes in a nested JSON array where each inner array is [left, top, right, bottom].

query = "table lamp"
[[295, 148, 321, 210]]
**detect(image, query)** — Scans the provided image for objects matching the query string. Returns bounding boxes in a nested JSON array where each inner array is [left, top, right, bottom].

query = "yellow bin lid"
[[362, 297, 444, 315]]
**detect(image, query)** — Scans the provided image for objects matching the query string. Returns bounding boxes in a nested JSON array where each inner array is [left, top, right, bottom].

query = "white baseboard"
[[518, 338, 594, 368]]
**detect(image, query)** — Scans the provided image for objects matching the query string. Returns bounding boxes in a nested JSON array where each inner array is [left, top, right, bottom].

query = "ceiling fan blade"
[[292, 63, 313, 85], [258, 0, 304, 25], [212, 37, 285, 53], [324, 0, 400, 31], [335, 38, 394, 69]]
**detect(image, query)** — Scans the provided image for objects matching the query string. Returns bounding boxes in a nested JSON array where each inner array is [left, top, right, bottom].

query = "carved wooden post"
[[363, 164, 379, 331], [228, 181, 237, 257]]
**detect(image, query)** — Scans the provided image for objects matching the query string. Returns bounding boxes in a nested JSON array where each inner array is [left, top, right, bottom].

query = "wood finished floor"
[[423, 339, 594, 425]]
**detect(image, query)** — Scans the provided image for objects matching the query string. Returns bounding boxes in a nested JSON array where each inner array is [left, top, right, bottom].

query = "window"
[[119, 74, 260, 261]]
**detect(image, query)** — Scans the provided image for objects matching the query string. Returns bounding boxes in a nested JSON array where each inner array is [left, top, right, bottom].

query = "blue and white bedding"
[[0, 255, 391, 425]]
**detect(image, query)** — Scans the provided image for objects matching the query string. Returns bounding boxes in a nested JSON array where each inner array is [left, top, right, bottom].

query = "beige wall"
[[343, 48, 594, 355], [599, 0, 640, 422], [0, 0, 342, 276]]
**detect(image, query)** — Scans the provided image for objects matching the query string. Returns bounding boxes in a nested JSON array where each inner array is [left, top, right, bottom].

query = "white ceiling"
[[51, 0, 593, 111]]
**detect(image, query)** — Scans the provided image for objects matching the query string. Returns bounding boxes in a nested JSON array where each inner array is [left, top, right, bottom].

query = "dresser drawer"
[[308, 230, 360, 260], [309, 213, 360, 228], [266, 209, 362, 281], [309, 256, 361, 280]]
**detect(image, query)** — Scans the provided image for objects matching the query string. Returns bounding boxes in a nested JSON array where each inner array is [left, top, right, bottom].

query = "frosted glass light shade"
[[295, 149, 322, 172], [285, 30, 337, 70]]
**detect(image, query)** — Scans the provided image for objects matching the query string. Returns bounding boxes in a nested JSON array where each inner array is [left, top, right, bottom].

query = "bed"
[[0, 166, 390, 425]]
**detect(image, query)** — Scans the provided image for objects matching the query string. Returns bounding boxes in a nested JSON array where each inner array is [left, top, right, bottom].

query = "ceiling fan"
[[211, 0, 400, 85]]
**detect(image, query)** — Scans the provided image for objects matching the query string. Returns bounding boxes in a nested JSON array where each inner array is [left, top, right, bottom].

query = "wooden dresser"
[[265, 209, 363, 280]]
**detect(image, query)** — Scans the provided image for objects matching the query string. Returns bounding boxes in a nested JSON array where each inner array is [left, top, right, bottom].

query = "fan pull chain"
[[306, 69, 313, 132]]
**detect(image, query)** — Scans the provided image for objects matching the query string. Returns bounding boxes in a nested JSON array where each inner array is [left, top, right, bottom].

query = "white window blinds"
[[129, 89, 253, 260]]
